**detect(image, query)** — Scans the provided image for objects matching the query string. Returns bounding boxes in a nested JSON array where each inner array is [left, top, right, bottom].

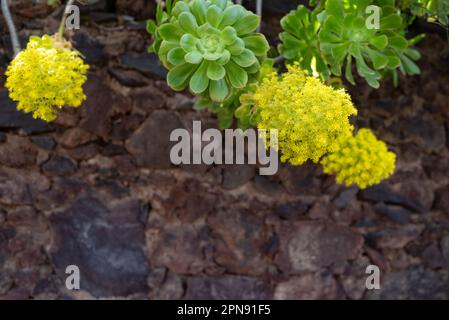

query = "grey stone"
[[42, 155, 77, 176], [50, 197, 150, 297], [120, 52, 167, 78], [367, 268, 449, 300], [0, 90, 52, 135], [374, 203, 411, 225]]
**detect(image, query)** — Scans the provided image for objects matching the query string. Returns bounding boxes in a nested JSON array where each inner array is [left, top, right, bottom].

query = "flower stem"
[[1, 0, 21, 57], [58, 0, 76, 38]]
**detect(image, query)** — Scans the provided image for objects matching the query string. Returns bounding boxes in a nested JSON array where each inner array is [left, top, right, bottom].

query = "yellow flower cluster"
[[321, 129, 396, 189], [5, 35, 89, 122], [253, 64, 357, 165]]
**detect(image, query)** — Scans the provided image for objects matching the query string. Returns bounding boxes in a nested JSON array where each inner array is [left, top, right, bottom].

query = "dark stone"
[[42, 155, 77, 176], [0, 52, 6, 68], [0, 135, 37, 167], [276, 221, 364, 272], [108, 67, 150, 87], [399, 114, 446, 152], [101, 143, 127, 156], [334, 187, 359, 210], [208, 208, 271, 276], [366, 224, 424, 249], [125, 110, 184, 169], [360, 184, 427, 214], [274, 272, 341, 300], [185, 276, 272, 300], [222, 164, 255, 189], [273, 201, 309, 220], [434, 185, 449, 211], [254, 175, 282, 194], [50, 197, 150, 297], [0, 132, 6, 143], [374, 203, 411, 225], [262, 0, 303, 14], [72, 33, 105, 66], [367, 268, 449, 300], [120, 52, 167, 78], [0, 167, 50, 206], [81, 74, 129, 140], [0, 90, 52, 134], [31, 135, 56, 150]]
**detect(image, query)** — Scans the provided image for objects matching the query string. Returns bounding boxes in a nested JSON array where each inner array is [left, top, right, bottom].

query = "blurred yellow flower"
[[321, 128, 396, 189], [5, 35, 89, 122]]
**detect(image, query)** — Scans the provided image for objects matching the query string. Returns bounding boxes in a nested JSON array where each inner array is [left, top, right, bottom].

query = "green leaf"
[[159, 24, 181, 42], [226, 61, 248, 88], [190, 61, 210, 94], [185, 51, 203, 64], [168, 63, 198, 91], [227, 38, 245, 55], [219, 5, 243, 28], [167, 47, 186, 65], [369, 35, 388, 50], [401, 54, 420, 75], [146, 19, 157, 34], [232, 14, 260, 35], [345, 55, 355, 85], [207, 62, 226, 80], [191, 0, 207, 25], [178, 12, 199, 35], [232, 49, 256, 68], [206, 5, 223, 27], [221, 26, 238, 45], [217, 50, 231, 65], [388, 36, 408, 51], [242, 34, 269, 56], [209, 78, 229, 102], [180, 34, 198, 51], [380, 15, 402, 29]]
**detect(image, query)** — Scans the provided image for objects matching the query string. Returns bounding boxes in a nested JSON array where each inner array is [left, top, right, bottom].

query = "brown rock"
[[276, 221, 364, 273], [368, 224, 425, 249], [274, 272, 340, 300], [0, 167, 50, 205], [147, 223, 212, 274], [0, 135, 37, 167], [59, 128, 95, 149], [209, 208, 272, 276], [126, 110, 184, 169]]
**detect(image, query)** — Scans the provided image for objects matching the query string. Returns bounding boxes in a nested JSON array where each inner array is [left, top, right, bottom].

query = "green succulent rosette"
[[319, 0, 421, 88], [278, 5, 330, 79], [148, 0, 270, 102]]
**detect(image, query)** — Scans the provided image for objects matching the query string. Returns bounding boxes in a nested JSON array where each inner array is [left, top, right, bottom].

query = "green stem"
[[58, 0, 76, 38]]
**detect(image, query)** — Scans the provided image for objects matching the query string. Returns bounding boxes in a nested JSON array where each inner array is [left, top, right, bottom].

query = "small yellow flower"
[[321, 128, 396, 189], [253, 64, 357, 165], [5, 35, 89, 122]]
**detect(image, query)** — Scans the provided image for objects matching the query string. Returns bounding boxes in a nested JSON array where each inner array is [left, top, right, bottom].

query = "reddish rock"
[[126, 110, 184, 169], [209, 208, 272, 276], [276, 221, 364, 273], [59, 128, 95, 149], [274, 272, 340, 300], [368, 224, 425, 249], [0, 135, 37, 167]]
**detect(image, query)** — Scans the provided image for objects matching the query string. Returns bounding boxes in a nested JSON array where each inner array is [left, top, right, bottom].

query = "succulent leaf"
[[149, 0, 269, 102]]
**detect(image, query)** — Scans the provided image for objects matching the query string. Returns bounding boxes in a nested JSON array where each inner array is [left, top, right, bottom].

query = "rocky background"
[[0, 0, 448, 300]]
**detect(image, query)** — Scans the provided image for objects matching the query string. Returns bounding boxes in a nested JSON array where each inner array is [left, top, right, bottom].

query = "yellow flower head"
[[321, 128, 396, 189], [5, 35, 89, 122], [253, 64, 357, 165]]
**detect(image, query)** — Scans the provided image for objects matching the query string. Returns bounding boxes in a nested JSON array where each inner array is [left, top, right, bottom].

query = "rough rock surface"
[[0, 2, 448, 300]]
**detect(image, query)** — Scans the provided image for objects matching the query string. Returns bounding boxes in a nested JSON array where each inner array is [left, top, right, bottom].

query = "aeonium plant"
[[147, 0, 270, 103]]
